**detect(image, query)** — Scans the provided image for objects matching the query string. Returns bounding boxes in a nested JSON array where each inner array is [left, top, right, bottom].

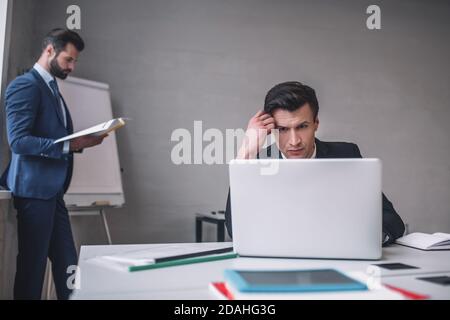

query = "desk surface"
[[72, 242, 450, 300], [0, 190, 11, 200]]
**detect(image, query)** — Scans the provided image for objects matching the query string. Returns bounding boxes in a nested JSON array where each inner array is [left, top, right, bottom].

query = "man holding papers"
[[0, 29, 106, 299]]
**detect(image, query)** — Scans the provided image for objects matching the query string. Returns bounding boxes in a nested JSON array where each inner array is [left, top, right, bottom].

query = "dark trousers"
[[13, 192, 77, 300]]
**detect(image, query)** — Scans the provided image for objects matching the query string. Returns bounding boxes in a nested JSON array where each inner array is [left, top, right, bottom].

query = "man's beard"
[[49, 55, 70, 79]]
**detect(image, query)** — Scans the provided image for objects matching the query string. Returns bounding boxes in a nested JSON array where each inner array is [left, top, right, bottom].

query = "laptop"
[[229, 159, 382, 260]]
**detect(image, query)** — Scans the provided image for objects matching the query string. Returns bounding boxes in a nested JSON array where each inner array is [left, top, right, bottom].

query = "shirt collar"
[[281, 143, 317, 159], [33, 62, 55, 87]]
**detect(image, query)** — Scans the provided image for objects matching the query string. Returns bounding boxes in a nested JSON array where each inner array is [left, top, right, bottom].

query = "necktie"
[[49, 79, 67, 128]]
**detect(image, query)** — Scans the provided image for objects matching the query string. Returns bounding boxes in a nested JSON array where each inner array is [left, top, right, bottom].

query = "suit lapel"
[[315, 138, 328, 158], [30, 69, 66, 128]]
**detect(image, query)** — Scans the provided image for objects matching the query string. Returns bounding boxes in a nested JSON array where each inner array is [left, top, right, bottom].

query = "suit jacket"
[[225, 138, 406, 244], [0, 68, 74, 199]]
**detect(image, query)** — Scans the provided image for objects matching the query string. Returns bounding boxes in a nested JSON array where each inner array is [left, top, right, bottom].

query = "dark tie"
[[49, 79, 60, 99], [49, 79, 66, 128]]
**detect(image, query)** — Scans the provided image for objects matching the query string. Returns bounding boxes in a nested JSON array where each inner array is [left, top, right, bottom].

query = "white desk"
[[71, 242, 450, 300], [0, 190, 11, 200]]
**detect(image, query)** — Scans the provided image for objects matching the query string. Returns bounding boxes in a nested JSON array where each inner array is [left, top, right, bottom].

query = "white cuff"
[[63, 141, 70, 154]]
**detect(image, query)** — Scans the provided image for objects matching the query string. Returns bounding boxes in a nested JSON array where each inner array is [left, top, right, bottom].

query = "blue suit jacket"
[[1, 69, 74, 200]]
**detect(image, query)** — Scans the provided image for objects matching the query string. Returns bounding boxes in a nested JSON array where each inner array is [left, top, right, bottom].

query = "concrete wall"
[[26, 0, 450, 244], [2, 0, 450, 269]]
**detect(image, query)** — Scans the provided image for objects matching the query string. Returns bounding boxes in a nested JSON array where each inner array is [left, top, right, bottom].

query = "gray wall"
[[1, 0, 39, 299], [4, 0, 450, 248]]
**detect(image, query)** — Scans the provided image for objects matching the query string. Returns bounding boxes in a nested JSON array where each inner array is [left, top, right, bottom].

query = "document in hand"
[[54, 117, 127, 143], [395, 232, 450, 250]]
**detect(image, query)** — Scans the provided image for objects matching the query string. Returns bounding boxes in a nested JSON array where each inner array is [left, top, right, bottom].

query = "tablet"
[[224, 269, 368, 292]]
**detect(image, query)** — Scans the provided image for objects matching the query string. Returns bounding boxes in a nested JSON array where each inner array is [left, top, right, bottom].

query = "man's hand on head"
[[237, 110, 275, 159], [69, 134, 108, 152]]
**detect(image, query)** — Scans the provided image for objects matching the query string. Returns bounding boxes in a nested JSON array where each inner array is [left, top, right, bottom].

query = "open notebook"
[[395, 232, 450, 250], [54, 117, 127, 143]]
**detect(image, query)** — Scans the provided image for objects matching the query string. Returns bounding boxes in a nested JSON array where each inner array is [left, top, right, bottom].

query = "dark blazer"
[[225, 138, 405, 245], [0, 68, 74, 199]]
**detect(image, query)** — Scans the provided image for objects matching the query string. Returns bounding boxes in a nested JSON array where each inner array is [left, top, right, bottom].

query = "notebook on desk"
[[395, 232, 450, 250], [210, 270, 404, 300], [223, 269, 368, 293], [86, 242, 234, 272]]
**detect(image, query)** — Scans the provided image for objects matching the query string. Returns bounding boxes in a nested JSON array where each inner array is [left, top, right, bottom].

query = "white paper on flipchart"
[[57, 76, 125, 199]]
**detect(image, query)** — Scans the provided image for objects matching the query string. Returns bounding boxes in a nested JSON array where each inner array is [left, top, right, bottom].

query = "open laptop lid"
[[229, 159, 382, 260]]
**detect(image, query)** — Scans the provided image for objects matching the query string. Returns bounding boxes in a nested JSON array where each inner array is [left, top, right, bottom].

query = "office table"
[[71, 242, 450, 300], [0, 190, 11, 200]]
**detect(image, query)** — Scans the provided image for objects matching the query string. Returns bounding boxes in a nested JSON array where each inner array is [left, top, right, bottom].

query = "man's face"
[[48, 43, 79, 79], [272, 104, 319, 159]]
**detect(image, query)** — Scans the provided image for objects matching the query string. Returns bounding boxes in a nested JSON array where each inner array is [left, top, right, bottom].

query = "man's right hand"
[[69, 134, 108, 152], [237, 110, 275, 159]]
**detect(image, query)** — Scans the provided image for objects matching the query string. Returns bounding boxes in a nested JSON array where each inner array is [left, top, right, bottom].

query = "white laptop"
[[229, 159, 382, 260]]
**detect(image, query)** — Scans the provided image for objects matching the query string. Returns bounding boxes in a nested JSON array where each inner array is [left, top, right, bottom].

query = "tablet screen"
[[237, 269, 360, 286]]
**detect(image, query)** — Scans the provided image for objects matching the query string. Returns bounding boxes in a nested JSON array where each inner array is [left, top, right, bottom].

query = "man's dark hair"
[[264, 81, 319, 119], [41, 28, 85, 54]]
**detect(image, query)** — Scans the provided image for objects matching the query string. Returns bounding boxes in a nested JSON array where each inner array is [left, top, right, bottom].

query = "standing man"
[[1, 29, 106, 299]]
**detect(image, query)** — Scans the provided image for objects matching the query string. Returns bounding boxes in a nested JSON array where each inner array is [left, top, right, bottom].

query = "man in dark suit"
[[1, 29, 107, 299], [225, 81, 405, 245]]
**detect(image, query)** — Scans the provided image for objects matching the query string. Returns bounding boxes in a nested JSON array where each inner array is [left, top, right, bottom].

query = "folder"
[[129, 252, 238, 272], [86, 244, 236, 272], [54, 117, 126, 143]]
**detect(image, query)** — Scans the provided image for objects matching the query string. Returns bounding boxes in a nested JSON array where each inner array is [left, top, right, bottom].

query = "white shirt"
[[33, 63, 70, 154]]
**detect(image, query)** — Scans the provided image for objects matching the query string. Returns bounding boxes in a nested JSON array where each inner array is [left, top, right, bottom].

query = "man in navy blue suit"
[[225, 81, 405, 245], [1, 29, 107, 299]]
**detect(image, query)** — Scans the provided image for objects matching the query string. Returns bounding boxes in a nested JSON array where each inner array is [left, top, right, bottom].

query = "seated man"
[[225, 81, 405, 245]]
